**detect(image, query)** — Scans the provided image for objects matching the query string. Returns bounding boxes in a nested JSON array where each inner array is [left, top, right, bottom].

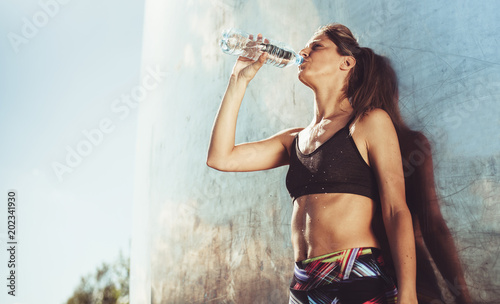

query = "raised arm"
[[207, 39, 300, 172], [363, 109, 417, 304]]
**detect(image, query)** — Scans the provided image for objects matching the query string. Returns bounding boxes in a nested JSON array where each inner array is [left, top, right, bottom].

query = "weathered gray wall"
[[130, 0, 500, 303]]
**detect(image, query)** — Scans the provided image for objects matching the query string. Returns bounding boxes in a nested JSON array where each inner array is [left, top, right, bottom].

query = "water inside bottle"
[[260, 43, 294, 67], [220, 28, 304, 67]]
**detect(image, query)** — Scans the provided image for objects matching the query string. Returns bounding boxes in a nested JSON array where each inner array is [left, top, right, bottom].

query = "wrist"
[[397, 291, 417, 304], [229, 74, 250, 87]]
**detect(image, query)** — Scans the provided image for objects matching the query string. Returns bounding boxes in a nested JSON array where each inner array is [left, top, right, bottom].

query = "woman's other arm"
[[364, 109, 417, 304]]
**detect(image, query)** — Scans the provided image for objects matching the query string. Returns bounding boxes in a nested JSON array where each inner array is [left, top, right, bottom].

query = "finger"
[[248, 34, 254, 41], [264, 38, 270, 44], [256, 33, 263, 42], [237, 56, 253, 62], [245, 52, 268, 77], [257, 52, 268, 65], [250, 53, 266, 69]]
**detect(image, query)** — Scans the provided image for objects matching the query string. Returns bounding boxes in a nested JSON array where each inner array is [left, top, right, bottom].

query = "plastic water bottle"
[[219, 28, 304, 68]]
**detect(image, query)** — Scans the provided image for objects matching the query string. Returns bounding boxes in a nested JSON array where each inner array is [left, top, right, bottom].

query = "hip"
[[289, 247, 398, 304]]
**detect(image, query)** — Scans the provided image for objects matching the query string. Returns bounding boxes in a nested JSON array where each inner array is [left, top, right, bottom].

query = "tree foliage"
[[66, 251, 129, 304]]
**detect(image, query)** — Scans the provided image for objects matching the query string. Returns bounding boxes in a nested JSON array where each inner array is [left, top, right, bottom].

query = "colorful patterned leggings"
[[289, 247, 398, 304]]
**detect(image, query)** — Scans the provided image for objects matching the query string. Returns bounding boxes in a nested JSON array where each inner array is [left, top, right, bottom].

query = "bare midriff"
[[291, 192, 380, 262]]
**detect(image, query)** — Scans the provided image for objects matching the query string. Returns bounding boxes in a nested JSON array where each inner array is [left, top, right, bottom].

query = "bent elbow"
[[206, 156, 228, 171], [206, 156, 219, 170], [383, 206, 412, 225]]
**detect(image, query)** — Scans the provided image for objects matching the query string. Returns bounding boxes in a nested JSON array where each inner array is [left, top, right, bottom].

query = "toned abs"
[[291, 192, 380, 261]]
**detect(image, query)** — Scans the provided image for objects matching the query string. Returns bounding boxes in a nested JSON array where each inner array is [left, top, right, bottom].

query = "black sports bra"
[[285, 116, 379, 202]]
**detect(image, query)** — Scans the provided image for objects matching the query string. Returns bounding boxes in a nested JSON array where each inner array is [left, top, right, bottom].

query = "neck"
[[311, 85, 353, 125]]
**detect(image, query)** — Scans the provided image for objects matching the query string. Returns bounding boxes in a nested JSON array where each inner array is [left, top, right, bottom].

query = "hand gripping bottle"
[[219, 28, 304, 68]]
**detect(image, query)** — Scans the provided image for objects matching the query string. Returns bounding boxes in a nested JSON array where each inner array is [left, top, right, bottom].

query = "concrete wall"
[[130, 0, 500, 303]]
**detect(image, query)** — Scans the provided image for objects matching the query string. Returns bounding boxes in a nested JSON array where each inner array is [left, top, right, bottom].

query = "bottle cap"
[[296, 55, 304, 65]]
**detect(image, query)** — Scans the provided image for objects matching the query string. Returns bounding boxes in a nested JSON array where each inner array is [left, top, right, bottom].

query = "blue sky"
[[0, 1, 144, 303]]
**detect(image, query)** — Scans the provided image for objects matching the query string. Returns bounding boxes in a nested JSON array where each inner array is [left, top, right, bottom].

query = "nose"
[[299, 48, 309, 58]]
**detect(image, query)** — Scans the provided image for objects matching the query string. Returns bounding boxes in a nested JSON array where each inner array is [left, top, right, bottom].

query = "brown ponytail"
[[317, 24, 406, 131]]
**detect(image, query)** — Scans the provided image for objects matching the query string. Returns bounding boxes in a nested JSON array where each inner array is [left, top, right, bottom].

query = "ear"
[[340, 56, 356, 71]]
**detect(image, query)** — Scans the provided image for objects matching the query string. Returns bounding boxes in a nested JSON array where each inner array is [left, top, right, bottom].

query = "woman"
[[207, 24, 417, 304]]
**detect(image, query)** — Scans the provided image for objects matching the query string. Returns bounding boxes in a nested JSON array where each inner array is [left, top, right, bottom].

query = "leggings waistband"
[[301, 247, 377, 265], [292, 247, 390, 291]]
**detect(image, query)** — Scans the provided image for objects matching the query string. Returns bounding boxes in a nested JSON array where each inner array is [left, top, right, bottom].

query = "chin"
[[297, 69, 308, 84], [297, 73, 311, 88]]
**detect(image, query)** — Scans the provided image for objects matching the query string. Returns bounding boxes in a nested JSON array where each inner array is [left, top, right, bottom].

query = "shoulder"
[[357, 108, 393, 130], [355, 108, 398, 150], [276, 127, 304, 137], [354, 109, 395, 139], [259, 127, 304, 149], [274, 127, 304, 148]]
